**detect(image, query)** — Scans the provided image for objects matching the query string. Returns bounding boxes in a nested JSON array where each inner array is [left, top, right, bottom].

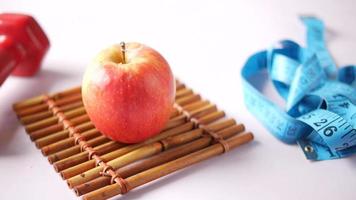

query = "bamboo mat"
[[13, 80, 254, 200]]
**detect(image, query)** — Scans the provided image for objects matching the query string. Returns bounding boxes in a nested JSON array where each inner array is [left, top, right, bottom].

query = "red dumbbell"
[[0, 13, 50, 85]]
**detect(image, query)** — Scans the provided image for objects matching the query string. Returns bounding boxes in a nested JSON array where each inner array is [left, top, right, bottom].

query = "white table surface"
[[1, 0, 355, 199]]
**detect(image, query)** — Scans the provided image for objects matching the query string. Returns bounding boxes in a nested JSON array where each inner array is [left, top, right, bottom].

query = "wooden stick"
[[69, 142, 166, 188], [20, 110, 53, 125], [48, 114, 187, 165], [25, 107, 86, 133], [83, 132, 253, 200], [60, 122, 194, 179], [204, 118, 236, 132], [189, 104, 217, 118], [13, 95, 48, 111], [166, 100, 214, 130], [176, 94, 201, 106], [162, 113, 188, 131], [15, 92, 82, 117], [74, 122, 242, 196], [20, 101, 83, 125], [13, 87, 81, 111], [49, 140, 121, 165], [29, 114, 90, 140], [41, 128, 101, 156], [74, 138, 209, 196], [46, 134, 110, 159], [34, 121, 94, 148], [67, 128, 202, 188], [182, 100, 209, 111], [67, 121, 244, 188], [52, 117, 188, 172], [198, 111, 225, 124], [175, 88, 193, 99]]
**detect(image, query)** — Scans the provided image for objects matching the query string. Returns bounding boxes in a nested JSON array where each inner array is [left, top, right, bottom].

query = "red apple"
[[82, 42, 175, 143]]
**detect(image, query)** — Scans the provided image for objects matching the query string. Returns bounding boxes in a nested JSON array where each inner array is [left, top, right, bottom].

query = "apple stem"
[[120, 42, 126, 64]]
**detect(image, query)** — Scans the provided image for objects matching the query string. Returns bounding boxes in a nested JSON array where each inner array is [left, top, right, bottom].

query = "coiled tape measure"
[[241, 16, 356, 160]]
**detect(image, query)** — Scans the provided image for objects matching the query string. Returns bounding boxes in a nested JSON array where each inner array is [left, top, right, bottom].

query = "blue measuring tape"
[[241, 16, 356, 160]]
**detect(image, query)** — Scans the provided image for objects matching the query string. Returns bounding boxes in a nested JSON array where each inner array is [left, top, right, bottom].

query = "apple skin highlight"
[[82, 42, 175, 143]]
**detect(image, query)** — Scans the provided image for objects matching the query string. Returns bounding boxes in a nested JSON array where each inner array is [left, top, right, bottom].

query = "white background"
[[0, 0, 355, 199]]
